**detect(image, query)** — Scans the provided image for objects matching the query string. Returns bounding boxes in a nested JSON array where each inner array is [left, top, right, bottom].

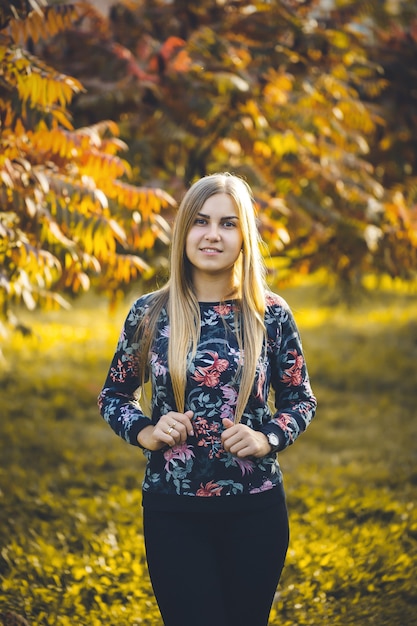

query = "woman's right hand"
[[137, 410, 194, 451]]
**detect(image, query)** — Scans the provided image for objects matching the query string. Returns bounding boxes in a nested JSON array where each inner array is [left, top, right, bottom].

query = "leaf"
[[213, 71, 250, 94], [8, 3, 88, 46]]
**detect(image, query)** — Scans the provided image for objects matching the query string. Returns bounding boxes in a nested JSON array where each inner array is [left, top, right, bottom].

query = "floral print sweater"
[[98, 291, 317, 512]]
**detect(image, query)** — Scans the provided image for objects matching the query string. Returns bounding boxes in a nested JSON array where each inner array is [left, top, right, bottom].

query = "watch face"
[[268, 433, 279, 447]]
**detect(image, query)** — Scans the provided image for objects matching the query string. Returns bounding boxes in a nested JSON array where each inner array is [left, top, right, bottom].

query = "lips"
[[200, 247, 221, 253]]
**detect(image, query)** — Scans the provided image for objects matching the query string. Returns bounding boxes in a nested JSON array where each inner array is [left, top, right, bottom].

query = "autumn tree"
[[358, 0, 417, 280], [1, 0, 416, 339], [37, 0, 416, 292], [306, 0, 417, 285], [0, 0, 176, 340]]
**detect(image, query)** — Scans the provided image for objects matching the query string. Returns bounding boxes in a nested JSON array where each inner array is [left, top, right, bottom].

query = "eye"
[[222, 220, 237, 228], [194, 217, 207, 226]]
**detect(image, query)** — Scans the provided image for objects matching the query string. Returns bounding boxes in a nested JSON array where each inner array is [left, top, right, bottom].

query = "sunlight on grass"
[[1, 286, 416, 625]]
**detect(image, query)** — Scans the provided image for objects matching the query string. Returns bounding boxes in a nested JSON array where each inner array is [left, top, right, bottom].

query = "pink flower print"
[[266, 292, 285, 307], [250, 480, 274, 494], [277, 413, 294, 441], [220, 385, 237, 420], [220, 403, 235, 421], [163, 442, 195, 472], [255, 361, 266, 400], [97, 394, 104, 411], [196, 481, 223, 496], [234, 457, 255, 476], [281, 349, 304, 386], [205, 351, 229, 372], [150, 352, 167, 376], [111, 359, 128, 383], [222, 385, 238, 404], [191, 351, 229, 387], [160, 325, 170, 337], [120, 405, 134, 424], [192, 366, 221, 387], [193, 416, 210, 437], [111, 352, 139, 382], [193, 417, 223, 459], [214, 304, 233, 315]]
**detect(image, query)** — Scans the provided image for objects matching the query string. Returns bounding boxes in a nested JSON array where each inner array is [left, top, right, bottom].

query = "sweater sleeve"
[[260, 296, 317, 451], [97, 297, 152, 446]]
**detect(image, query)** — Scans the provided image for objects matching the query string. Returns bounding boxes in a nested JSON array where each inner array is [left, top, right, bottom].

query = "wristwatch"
[[266, 431, 280, 453]]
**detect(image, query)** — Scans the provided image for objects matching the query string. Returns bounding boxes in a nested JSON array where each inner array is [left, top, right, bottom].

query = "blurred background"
[[1, 1, 416, 624]]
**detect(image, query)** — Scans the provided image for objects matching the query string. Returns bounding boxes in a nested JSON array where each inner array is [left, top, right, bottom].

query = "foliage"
[[38, 0, 417, 288], [1, 0, 417, 336], [325, 0, 417, 284], [0, 286, 416, 624], [0, 0, 176, 339]]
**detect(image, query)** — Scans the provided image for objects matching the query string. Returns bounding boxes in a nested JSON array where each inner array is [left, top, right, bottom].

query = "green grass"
[[1, 286, 416, 625]]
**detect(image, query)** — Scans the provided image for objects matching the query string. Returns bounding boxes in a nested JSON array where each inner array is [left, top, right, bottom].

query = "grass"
[[1, 285, 416, 625]]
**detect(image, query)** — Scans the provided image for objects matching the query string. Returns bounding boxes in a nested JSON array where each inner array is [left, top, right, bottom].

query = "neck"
[[193, 275, 238, 302]]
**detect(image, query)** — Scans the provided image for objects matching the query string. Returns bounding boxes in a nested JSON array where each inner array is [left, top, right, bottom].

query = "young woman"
[[98, 173, 317, 626]]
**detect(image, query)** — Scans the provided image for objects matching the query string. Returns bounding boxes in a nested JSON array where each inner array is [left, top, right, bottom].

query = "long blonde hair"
[[137, 173, 267, 423]]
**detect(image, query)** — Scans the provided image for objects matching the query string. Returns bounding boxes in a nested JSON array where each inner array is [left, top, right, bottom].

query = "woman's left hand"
[[221, 418, 271, 459]]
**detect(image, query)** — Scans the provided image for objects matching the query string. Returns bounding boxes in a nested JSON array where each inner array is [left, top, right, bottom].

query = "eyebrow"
[[197, 212, 239, 220]]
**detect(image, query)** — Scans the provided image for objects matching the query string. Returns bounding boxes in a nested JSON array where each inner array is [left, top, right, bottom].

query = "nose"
[[205, 223, 221, 241]]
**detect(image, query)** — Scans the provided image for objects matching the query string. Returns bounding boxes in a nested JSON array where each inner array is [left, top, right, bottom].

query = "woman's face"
[[185, 193, 243, 281]]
